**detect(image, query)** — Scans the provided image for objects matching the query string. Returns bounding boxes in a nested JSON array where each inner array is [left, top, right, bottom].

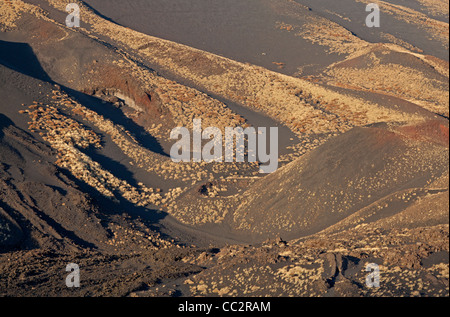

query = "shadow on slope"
[[63, 86, 169, 157], [0, 40, 53, 82]]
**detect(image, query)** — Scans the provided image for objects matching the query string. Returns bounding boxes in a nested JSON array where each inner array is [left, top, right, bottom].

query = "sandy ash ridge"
[[0, 0, 448, 297]]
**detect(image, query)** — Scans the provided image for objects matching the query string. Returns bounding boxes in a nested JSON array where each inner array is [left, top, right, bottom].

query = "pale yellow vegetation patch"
[[326, 62, 449, 116], [417, 0, 450, 17], [296, 16, 368, 55]]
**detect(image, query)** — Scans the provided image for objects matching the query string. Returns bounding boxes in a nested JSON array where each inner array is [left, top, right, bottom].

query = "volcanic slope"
[[231, 121, 449, 241], [1, 0, 448, 243], [0, 60, 207, 297], [0, 58, 181, 252]]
